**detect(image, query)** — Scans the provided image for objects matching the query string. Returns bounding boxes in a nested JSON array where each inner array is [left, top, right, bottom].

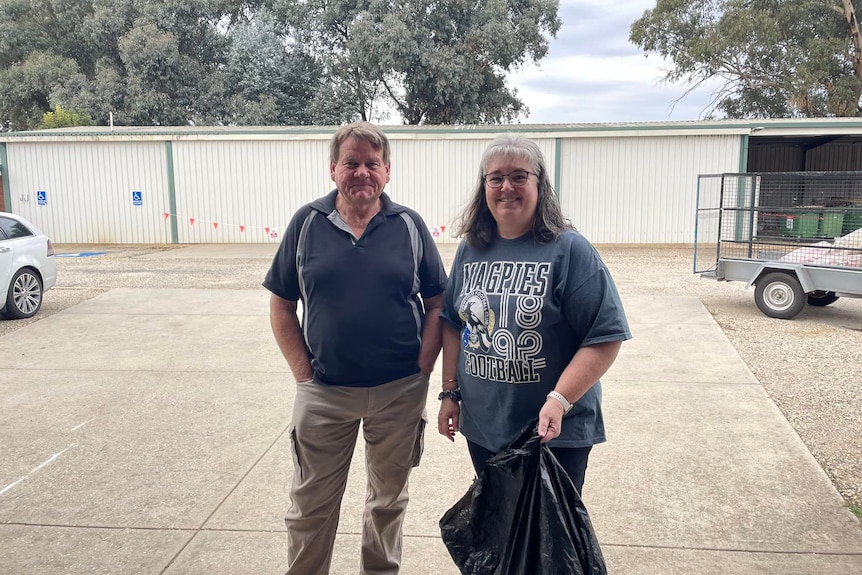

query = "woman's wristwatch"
[[546, 390, 572, 414]]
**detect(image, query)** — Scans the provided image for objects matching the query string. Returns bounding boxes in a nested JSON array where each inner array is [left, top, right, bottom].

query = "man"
[[263, 121, 447, 575]]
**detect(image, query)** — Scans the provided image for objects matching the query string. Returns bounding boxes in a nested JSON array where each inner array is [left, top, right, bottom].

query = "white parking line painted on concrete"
[[33, 447, 71, 471], [0, 478, 25, 497], [70, 419, 95, 432], [0, 445, 74, 497]]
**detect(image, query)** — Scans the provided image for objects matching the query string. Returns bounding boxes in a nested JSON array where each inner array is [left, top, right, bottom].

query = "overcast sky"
[[507, 0, 720, 124]]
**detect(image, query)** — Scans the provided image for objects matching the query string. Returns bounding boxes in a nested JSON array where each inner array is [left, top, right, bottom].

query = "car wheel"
[[754, 272, 805, 319], [3, 268, 44, 319], [806, 291, 839, 307]]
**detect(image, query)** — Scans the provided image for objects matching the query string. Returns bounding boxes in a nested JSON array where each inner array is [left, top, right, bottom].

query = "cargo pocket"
[[411, 410, 428, 468], [289, 426, 305, 482]]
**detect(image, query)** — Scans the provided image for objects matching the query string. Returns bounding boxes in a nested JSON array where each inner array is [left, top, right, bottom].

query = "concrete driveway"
[[1, 245, 861, 574]]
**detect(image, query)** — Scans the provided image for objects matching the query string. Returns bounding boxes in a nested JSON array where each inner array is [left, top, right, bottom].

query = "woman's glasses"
[[483, 170, 537, 189]]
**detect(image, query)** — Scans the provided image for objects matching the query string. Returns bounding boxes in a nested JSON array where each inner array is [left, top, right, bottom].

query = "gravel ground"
[[2, 243, 860, 516]]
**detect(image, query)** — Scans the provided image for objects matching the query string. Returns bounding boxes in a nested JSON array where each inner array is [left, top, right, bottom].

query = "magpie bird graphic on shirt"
[[457, 260, 551, 384]]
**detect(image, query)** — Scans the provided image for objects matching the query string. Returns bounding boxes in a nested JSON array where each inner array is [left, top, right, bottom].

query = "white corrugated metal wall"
[[171, 139, 332, 243], [5, 141, 169, 243], [388, 136, 556, 242], [560, 135, 741, 244], [2, 128, 744, 245], [167, 136, 553, 244]]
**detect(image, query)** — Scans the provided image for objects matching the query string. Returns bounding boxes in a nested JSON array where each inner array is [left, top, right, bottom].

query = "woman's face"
[[483, 155, 539, 239]]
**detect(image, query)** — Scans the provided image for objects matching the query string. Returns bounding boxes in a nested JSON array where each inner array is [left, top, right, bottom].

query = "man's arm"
[[417, 293, 445, 375], [269, 293, 314, 382]]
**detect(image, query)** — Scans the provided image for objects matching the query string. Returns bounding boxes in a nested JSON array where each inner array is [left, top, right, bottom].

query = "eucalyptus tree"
[[0, 0, 104, 129], [224, 9, 354, 125], [271, 0, 387, 122], [630, 0, 862, 118], [272, 0, 561, 124], [1, 0, 561, 128], [85, 0, 234, 126], [0, 0, 260, 129]]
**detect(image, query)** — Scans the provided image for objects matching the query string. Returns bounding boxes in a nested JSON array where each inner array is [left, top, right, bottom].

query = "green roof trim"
[[554, 138, 562, 201], [166, 142, 178, 244], [739, 134, 749, 173], [5, 118, 862, 141]]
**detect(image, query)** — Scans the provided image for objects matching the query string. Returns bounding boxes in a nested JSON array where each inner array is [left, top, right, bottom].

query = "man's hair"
[[330, 121, 391, 164], [456, 133, 572, 249]]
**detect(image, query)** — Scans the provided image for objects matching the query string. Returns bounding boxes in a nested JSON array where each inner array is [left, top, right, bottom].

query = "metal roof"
[[5, 117, 862, 142]]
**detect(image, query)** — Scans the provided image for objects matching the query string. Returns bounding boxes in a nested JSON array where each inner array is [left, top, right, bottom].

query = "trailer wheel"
[[754, 272, 805, 319], [806, 291, 839, 307]]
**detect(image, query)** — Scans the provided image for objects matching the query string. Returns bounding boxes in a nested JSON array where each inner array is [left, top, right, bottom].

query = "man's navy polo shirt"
[[263, 190, 447, 387]]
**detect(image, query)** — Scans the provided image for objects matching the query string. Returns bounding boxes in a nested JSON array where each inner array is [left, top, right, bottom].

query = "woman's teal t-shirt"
[[441, 230, 631, 452]]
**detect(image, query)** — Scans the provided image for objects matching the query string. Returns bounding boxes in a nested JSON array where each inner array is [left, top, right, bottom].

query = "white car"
[[0, 212, 57, 319]]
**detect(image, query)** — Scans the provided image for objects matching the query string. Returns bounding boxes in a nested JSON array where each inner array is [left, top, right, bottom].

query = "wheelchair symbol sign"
[[37, 191, 47, 205], [132, 191, 143, 206]]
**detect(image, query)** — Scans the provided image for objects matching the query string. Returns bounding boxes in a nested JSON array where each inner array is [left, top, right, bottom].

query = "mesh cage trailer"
[[694, 171, 862, 319]]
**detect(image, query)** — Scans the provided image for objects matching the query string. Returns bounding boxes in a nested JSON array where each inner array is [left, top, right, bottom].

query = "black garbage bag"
[[439, 423, 607, 575]]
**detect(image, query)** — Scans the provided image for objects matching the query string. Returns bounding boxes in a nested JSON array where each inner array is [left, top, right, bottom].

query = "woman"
[[437, 134, 631, 493]]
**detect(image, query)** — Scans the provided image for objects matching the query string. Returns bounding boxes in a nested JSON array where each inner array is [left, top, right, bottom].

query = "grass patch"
[[851, 505, 862, 521]]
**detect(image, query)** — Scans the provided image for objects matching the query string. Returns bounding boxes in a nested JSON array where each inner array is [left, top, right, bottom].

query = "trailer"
[[694, 172, 862, 319]]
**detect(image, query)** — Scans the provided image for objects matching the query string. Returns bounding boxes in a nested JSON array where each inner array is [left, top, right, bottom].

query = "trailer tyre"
[[754, 272, 805, 319], [807, 291, 839, 307]]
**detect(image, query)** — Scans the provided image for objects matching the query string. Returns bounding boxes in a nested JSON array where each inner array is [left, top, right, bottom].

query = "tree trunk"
[[840, 0, 862, 80]]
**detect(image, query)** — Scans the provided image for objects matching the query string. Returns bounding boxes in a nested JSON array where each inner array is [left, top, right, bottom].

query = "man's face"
[[330, 137, 391, 207]]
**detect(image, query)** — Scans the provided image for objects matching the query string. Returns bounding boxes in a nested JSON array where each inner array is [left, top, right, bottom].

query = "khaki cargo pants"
[[284, 372, 429, 575]]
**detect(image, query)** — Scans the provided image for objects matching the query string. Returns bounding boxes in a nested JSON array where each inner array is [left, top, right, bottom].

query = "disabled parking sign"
[[132, 191, 143, 206], [37, 191, 47, 205]]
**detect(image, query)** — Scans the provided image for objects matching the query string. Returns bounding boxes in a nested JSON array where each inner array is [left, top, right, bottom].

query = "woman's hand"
[[438, 399, 461, 442], [537, 398, 565, 443]]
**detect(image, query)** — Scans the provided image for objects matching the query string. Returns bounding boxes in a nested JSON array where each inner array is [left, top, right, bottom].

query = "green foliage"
[[273, 0, 561, 124], [0, 0, 559, 128], [224, 9, 346, 125], [0, 51, 81, 130], [630, 0, 862, 118], [39, 105, 95, 129]]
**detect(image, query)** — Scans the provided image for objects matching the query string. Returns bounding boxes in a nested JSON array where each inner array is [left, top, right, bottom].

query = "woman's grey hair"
[[456, 134, 572, 249], [330, 121, 391, 164]]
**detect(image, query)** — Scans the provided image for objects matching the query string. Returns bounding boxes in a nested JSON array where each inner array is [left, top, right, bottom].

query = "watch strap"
[[546, 390, 572, 414]]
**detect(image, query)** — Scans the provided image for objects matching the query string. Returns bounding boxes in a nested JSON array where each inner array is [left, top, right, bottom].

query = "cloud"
[[550, 1, 649, 59], [507, 0, 723, 123]]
